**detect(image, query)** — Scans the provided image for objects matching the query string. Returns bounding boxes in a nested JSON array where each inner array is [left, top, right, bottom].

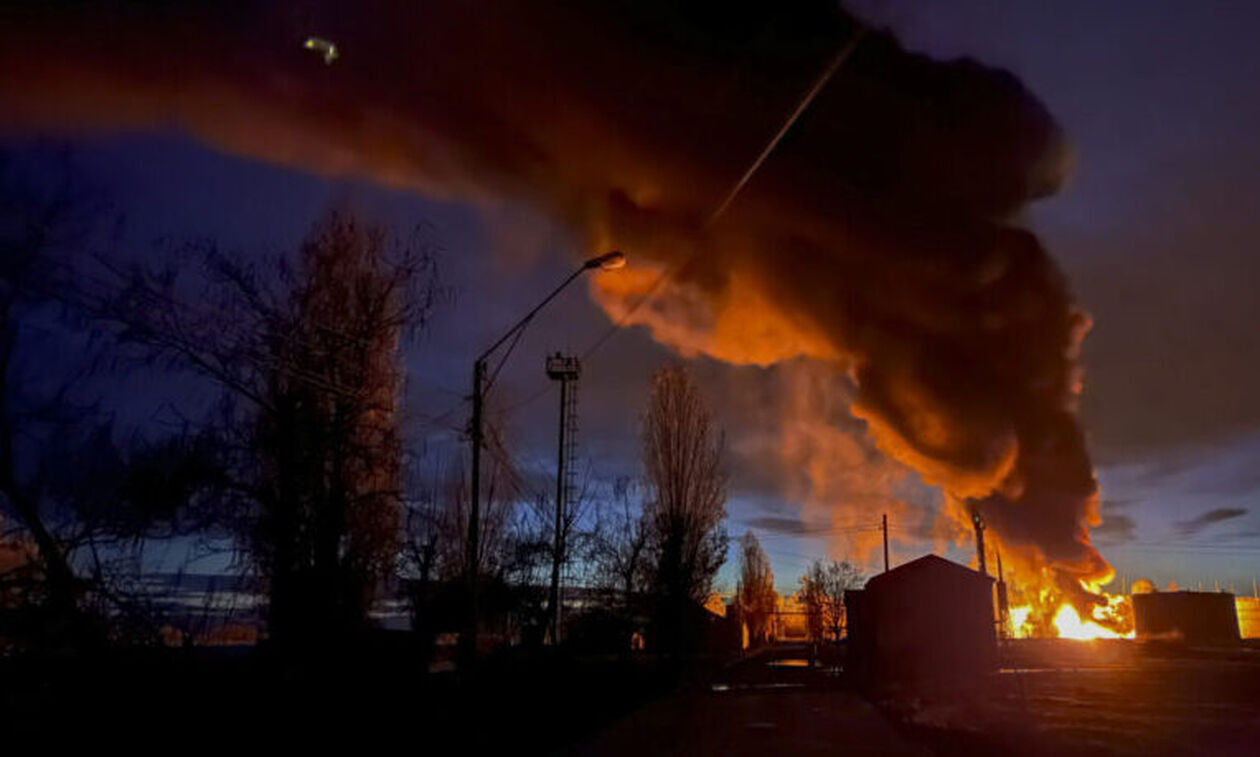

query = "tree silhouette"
[[736, 531, 777, 646], [0, 152, 90, 635], [0, 148, 225, 649], [109, 209, 440, 647], [592, 476, 650, 612], [641, 362, 728, 654], [800, 558, 863, 643]]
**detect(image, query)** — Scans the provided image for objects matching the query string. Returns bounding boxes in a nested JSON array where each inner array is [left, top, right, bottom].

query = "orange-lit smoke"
[[0, 1, 1118, 632], [704, 359, 938, 567]]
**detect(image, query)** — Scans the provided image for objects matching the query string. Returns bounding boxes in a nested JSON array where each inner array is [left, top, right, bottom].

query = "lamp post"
[[461, 251, 625, 666]]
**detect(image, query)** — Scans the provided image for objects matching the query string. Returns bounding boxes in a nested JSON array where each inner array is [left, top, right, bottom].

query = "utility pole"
[[460, 358, 486, 668], [881, 513, 889, 573], [971, 506, 988, 577], [995, 546, 1010, 639], [546, 353, 581, 645], [458, 250, 626, 670]]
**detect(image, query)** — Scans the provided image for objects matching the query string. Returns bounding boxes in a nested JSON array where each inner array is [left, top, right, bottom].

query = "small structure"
[[845, 554, 996, 690], [770, 593, 810, 642], [1133, 591, 1240, 644]]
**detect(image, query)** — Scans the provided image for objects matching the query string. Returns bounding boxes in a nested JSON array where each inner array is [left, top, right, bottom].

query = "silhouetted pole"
[[971, 507, 988, 577], [460, 251, 625, 669], [552, 374, 567, 644], [995, 546, 1010, 639], [546, 353, 581, 645], [461, 358, 486, 669], [882, 513, 889, 573]]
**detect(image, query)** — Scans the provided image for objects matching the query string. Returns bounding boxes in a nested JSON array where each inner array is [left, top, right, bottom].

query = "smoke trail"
[[0, 1, 1110, 615]]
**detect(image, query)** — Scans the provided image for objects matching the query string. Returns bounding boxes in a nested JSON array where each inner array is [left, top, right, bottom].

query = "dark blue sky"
[[6, 1, 1260, 592]]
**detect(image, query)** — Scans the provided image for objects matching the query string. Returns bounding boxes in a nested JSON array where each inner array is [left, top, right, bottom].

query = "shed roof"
[[865, 553, 993, 592]]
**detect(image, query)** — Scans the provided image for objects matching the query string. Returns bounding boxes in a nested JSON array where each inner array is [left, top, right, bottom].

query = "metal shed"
[[845, 554, 996, 689]]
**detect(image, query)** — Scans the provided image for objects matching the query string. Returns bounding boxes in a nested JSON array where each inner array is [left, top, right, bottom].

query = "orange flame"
[[1007, 579, 1134, 640]]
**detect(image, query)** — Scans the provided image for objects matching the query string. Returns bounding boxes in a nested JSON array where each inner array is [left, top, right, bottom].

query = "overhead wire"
[[490, 26, 869, 408], [579, 25, 867, 364]]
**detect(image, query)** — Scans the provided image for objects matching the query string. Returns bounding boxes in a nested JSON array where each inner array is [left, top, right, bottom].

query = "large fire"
[[1005, 573, 1135, 640], [0, 2, 1139, 643], [1051, 604, 1131, 640], [1009, 598, 1133, 640]]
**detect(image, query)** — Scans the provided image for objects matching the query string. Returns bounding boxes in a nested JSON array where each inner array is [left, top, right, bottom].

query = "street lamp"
[[586, 250, 626, 270], [462, 250, 625, 664]]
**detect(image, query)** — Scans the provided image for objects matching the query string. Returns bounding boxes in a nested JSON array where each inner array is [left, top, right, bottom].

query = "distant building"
[[1133, 591, 1240, 644], [845, 554, 996, 689], [770, 593, 810, 642]]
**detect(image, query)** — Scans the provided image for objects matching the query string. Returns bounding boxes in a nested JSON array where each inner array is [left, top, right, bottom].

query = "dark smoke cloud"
[[0, 2, 1105, 604], [1174, 507, 1248, 538]]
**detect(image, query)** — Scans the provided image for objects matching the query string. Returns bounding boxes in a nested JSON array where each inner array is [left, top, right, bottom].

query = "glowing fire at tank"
[[1008, 590, 1135, 640], [1051, 604, 1131, 640]]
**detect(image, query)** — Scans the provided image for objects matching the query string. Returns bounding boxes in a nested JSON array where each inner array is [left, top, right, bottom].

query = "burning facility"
[[0, 2, 1144, 633], [846, 554, 996, 689]]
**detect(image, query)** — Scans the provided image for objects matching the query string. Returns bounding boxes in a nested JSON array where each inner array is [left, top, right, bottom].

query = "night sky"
[[4, 0, 1259, 594]]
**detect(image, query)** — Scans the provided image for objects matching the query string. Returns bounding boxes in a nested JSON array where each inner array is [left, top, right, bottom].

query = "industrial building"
[[1132, 591, 1240, 644], [845, 554, 996, 689]]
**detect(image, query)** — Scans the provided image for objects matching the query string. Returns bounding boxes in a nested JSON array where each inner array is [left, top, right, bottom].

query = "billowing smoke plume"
[[702, 360, 944, 566], [0, 1, 1111, 621]]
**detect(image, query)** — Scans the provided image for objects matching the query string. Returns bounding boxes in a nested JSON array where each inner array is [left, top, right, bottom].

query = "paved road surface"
[[565, 645, 926, 756]]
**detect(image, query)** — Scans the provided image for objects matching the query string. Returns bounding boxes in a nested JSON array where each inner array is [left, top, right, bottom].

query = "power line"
[[579, 25, 867, 364], [380, 25, 874, 427]]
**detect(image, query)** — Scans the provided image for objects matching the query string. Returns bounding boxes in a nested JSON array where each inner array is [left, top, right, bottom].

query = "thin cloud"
[[745, 516, 833, 537], [1093, 513, 1136, 544], [1173, 507, 1248, 537]]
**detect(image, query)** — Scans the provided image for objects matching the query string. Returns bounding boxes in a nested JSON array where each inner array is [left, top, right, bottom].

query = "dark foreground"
[[889, 639, 1260, 756], [571, 641, 1260, 756], [567, 644, 924, 756], [5, 639, 1260, 754]]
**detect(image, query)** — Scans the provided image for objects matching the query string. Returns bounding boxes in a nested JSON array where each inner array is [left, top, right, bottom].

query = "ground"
[[5, 639, 1259, 753], [890, 639, 1260, 756], [567, 645, 924, 756], [569, 641, 1260, 756]]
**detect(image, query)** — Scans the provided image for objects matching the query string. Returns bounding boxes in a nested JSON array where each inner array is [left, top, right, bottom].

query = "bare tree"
[[252, 213, 418, 640], [641, 362, 728, 652], [736, 531, 777, 646], [401, 414, 533, 647], [800, 558, 863, 643], [592, 476, 649, 611], [108, 209, 440, 645], [0, 149, 227, 648], [526, 459, 601, 643], [0, 150, 102, 632]]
